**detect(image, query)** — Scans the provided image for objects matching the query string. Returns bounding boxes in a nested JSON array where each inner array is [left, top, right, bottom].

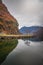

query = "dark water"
[[1, 39, 43, 65]]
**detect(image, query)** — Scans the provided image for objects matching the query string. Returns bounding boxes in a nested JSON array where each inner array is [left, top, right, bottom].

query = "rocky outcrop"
[[0, 0, 19, 34]]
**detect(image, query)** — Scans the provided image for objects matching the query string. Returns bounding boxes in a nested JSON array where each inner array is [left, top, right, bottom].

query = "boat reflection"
[[25, 40, 30, 46]]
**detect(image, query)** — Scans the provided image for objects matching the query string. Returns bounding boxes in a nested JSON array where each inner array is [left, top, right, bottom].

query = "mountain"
[[0, 0, 19, 34], [19, 26, 43, 41], [19, 26, 43, 34]]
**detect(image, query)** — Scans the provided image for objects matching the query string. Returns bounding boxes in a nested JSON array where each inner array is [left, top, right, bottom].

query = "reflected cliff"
[[0, 39, 18, 65]]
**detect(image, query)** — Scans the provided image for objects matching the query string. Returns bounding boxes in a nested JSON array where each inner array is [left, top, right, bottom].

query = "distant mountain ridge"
[[19, 26, 43, 34], [19, 26, 43, 41]]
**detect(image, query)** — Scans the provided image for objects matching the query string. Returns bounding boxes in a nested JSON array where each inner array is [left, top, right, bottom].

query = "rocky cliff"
[[0, 0, 19, 34]]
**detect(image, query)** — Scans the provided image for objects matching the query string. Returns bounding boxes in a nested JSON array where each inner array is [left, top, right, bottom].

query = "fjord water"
[[1, 39, 43, 65]]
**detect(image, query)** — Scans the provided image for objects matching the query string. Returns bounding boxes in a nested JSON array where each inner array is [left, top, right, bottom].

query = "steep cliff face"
[[0, 0, 19, 34]]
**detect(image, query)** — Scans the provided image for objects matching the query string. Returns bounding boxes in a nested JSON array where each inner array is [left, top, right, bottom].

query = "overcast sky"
[[3, 0, 43, 28]]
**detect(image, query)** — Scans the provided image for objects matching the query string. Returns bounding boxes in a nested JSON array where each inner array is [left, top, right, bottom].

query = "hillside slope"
[[0, 0, 19, 34]]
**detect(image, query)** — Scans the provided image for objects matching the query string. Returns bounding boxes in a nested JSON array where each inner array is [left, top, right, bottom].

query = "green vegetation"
[[0, 18, 3, 22], [5, 21, 13, 24], [5, 20, 19, 27], [15, 21, 19, 26], [0, 39, 18, 64], [13, 21, 19, 27]]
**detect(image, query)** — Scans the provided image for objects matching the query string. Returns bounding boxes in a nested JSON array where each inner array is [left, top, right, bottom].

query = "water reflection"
[[0, 39, 18, 65], [1, 39, 43, 65], [22, 38, 43, 46], [25, 40, 30, 46]]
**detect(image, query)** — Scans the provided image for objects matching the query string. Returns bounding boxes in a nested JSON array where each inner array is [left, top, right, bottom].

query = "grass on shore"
[[0, 39, 18, 64]]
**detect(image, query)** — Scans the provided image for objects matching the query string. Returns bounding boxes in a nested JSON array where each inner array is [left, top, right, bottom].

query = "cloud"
[[3, 0, 43, 28]]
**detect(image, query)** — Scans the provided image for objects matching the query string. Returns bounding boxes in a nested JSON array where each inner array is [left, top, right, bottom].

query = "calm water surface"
[[1, 39, 43, 65]]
